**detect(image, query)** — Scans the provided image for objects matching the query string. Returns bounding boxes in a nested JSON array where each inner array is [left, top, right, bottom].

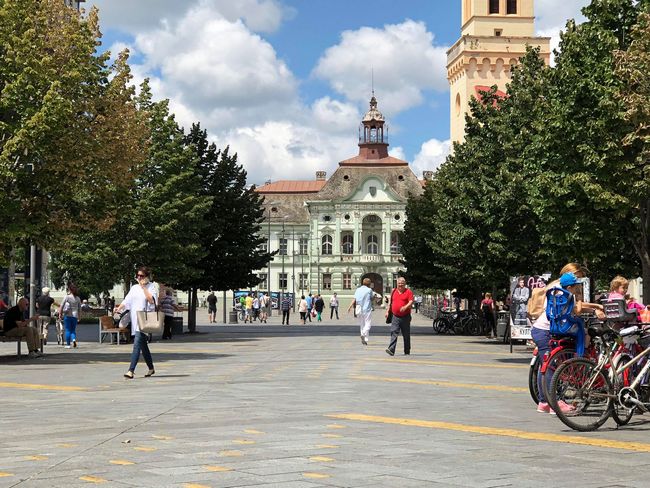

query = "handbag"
[[385, 289, 396, 324], [137, 297, 164, 334]]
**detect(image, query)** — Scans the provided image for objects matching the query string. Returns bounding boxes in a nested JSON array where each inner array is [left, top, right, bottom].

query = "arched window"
[[367, 235, 379, 255], [342, 234, 354, 255], [321, 234, 332, 255], [507, 0, 517, 14], [489, 0, 499, 14]]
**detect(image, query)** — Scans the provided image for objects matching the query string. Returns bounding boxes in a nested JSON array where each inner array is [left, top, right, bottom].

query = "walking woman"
[[60, 283, 81, 349], [481, 292, 496, 339], [115, 266, 158, 379]]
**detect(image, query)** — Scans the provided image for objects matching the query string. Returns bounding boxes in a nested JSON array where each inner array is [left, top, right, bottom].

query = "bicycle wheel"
[[611, 353, 635, 426], [549, 357, 613, 432], [467, 317, 482, 336], [528, 355, 540, 405], [540, 347, 576, 404]]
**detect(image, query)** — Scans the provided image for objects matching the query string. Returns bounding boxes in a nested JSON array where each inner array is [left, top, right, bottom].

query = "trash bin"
[[497, 311, 508, 339], [172, 316, 183, 335], [228, 310, 238, 324]]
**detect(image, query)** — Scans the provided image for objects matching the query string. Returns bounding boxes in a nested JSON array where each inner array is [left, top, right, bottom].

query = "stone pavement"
[[1, 309, 650, 487]]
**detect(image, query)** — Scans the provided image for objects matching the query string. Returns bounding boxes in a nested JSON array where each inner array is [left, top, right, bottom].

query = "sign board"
[[509, 274, 551, 341]]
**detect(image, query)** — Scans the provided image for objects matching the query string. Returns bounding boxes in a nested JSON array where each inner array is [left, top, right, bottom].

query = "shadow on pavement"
[[0, 351, 233, 366]]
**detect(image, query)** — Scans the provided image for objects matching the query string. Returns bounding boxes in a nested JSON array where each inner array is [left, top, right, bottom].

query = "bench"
[[0, 319, 25, 358], [98, 316, 128, 345]]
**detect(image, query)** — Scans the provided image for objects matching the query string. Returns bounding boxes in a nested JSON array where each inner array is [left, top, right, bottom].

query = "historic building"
[[447, 0, 551, 142], [255, 96, 427, 301]]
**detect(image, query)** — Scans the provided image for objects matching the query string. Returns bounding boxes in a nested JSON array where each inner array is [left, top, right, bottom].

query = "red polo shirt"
[[391, 288, 414, 317]]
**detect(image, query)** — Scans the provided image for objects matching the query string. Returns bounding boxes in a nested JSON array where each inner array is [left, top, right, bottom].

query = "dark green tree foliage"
[[403, 0, 649, 294], [185, 123, 272, 291]]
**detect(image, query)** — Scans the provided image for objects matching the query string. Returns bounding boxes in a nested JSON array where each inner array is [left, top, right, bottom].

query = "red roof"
[[255, 180, 326, 194], [474, 85, 508, 105], [338, 155, 408, 167]]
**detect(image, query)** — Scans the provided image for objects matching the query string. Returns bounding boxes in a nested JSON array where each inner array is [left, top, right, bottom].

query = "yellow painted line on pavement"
[[0, 382, 87, 392], [151, 434, 174, 440], [352, 374, 527, 393], [232, 439, 255, 445], [0, 472, 13, 477], [303, 472, 330, 479], [57, 443, 77, 448], [204, 465, 232, 472], [365, 357, 528, 370], [219, 450, 243, 457], [326, 424, 347, 429], [79, 475, 107, 483], [316, 444, 339, 449], [24, 455, 48, 461], [184, 484, 211, 488], [321, 433, 342, 438], [133, 446, 157, 452], [243, 429, 264, 435], [110, 460, 135, 466], [310, 456, 334, 462], [327, 413, 650, 453]]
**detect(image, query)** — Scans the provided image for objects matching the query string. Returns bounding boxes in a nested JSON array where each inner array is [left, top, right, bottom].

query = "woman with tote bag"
[[115, 266, 159, 379]]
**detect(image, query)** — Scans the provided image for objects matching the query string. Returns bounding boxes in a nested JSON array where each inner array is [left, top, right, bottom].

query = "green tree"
[[0, 1, 145, 259], [615, 12, 650, 300]]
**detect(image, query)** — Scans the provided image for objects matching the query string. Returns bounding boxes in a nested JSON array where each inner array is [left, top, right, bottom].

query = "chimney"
[[423, 171, 433, 181], [316, 171, 327, 181]]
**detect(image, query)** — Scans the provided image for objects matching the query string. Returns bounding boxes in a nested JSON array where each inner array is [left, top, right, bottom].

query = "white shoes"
[[65, 345, 71, 349]]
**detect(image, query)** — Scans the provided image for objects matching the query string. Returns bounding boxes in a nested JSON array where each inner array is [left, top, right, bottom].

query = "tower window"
[[489, 0, 499, 14], [507, 0, 517, 14]]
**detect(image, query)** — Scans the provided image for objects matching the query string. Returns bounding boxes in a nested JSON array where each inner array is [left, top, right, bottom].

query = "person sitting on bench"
[[2, 298, 42, 358]]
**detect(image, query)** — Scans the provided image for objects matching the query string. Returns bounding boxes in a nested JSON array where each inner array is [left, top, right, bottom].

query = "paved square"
[[2, 310, 650, 487]]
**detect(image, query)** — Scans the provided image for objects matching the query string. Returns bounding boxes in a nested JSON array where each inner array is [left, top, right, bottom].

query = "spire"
[[358, 93, 388, 159]]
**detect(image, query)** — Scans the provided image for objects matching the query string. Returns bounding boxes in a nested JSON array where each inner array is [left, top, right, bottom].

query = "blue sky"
[[86, 0, 587, 184]]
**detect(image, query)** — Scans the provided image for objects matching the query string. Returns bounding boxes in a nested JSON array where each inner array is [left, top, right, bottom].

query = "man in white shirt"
[[329, 293, 339, 320], [352, 278, 374, 345]]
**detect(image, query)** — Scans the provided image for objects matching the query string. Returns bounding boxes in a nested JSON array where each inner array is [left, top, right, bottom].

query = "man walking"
[[280, 294, 291, 325], [36, 287, 55, 345], [354, 278, 374, 345], [385, 277, 414, 356], [206, 291, 217, 323], [329, 293, 339, 319], [306, 293, 313, 322]]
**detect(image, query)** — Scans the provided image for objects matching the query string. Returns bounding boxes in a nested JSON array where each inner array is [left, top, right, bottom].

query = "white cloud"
[[535, 0, 588, 62], [389, 146, 406, 161], [86, 0, 290, 34], [313, 20, 448, 114], [412, 138, 451, 175]]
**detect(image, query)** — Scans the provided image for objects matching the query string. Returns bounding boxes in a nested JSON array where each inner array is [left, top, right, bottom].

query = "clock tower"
[[447, 0, 550, 142]]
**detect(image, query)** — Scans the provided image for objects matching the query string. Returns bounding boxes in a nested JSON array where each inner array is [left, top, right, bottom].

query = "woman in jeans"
[[531, 263, 603, 414], [115, 266, 158, 379], [60, 283, 81, 349]]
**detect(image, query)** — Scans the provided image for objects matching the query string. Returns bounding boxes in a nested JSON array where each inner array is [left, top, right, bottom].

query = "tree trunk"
[[188, 286, 198, 333]]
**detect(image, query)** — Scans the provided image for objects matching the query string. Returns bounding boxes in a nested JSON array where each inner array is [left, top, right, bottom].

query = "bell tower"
[[358, 94, 389, 160], [448, 0, 550, 142]]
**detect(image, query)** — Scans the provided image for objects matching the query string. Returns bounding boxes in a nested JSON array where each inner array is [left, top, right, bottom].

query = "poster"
[[509, 274, 551, 340]]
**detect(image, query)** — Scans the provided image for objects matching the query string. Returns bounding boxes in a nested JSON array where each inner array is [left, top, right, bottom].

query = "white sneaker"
[[65, 345, 71, 349]]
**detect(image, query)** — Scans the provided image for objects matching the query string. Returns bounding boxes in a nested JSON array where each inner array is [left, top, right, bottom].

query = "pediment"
[[339, 176, 402, 203]]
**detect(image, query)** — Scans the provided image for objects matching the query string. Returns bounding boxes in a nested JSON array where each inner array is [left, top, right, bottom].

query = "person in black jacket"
[[314, 294, 325, 322]]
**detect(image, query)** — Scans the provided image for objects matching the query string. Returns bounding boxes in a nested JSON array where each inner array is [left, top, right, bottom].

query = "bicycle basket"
[[603, 299, 637, 322]]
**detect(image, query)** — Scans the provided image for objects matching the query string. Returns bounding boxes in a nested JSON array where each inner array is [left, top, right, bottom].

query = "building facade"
[[255, 96, 426, 301], [447, 0, 550, 142]]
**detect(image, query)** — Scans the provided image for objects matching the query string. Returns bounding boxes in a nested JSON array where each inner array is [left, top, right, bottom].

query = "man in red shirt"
[[385, 277, 414, 356]]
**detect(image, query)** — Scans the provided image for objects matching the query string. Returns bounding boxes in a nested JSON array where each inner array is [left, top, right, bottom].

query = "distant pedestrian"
[[314, 294, 324, 322], [352, 278, 374, 345], [414, 295, 422, 313], [206, 291, 217, 323], [298, 295, 308, 324], [36, 287, 55, 345], [2, 298, 41, 358], [252, 294, 261, 322], [329, 293, 339, 319], [306, 293, 313, 322], [161, 288, 182, 340], [385, 277, 414, 356], [259, 293, 269, 323], [244, 293, 253, 323], [481, 292, 496, 339], [281, 295, 291, 325], [116, 266, 158, 379], [60, 283, 82, 349]]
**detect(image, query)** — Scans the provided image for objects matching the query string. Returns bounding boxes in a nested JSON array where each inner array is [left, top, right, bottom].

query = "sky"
[[84, 0, 588, 185]]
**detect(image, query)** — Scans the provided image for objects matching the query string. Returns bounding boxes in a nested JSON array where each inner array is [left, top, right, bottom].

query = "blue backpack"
[[545, 287, 586, 355]]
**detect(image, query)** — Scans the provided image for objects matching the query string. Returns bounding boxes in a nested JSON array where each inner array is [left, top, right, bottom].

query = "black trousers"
[[330, 306, 339, 319], [282, 310, 290, 324], [163, 315, 173, 339], [387, 314, 411, 354]]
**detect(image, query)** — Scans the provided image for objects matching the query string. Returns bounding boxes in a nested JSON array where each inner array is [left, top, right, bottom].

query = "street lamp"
[[265, 201, 279, 297]]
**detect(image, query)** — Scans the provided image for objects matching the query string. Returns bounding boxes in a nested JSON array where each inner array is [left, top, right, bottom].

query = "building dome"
[[362, 95, 385, 122]]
